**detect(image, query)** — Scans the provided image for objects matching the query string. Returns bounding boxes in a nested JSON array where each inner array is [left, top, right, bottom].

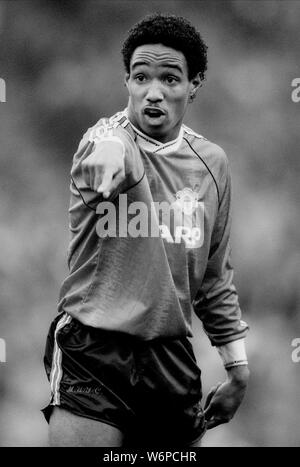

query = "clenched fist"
[[82, 140, 126, 198]]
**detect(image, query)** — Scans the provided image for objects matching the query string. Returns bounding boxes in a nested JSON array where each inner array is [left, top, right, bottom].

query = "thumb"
[[204, 382, 222, 410]]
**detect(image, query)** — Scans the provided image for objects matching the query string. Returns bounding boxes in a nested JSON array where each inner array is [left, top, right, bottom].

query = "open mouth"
[[143, 107, 165, 118]]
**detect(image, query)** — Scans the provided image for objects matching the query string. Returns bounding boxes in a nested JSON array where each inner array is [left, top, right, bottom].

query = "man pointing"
[[43, 13, 249, 447]]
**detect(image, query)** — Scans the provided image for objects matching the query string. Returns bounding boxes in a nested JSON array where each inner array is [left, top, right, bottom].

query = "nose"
[[145, 80, 163, 103]]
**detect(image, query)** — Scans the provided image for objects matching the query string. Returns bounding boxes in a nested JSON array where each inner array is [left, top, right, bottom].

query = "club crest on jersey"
[[159, 186, 204, 249]]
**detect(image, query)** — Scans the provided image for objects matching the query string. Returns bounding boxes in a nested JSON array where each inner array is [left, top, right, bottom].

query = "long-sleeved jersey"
[[58, 109, 248, 345]]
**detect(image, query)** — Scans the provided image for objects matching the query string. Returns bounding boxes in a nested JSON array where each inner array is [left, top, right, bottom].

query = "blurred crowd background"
[[0, 0, 299, 446]]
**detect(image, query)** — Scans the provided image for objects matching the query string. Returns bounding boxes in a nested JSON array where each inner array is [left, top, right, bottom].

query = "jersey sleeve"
[[193, 154, 249, 346], [70, 118, 144, 210]]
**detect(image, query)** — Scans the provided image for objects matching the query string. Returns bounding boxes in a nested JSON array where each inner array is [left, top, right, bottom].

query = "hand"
[[204, 365, 250, 429], [81, 140, 125, 198]]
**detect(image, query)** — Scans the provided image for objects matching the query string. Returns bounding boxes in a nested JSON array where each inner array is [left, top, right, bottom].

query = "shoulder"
[[87, 110, 131, 142], [183, 124, 229, 179]]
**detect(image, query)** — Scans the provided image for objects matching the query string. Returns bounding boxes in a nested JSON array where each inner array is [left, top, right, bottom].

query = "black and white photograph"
[[0, 0, 299, 450]]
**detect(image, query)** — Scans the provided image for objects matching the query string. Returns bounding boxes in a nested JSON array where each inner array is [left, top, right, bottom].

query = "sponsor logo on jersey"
[[159, 187, 204, 249]]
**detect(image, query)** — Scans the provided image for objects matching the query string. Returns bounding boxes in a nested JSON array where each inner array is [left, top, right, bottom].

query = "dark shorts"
[[42, 312, 207, 446]]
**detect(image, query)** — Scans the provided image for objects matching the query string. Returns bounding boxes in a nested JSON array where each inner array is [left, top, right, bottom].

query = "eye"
[[134, 74, 146, 83], [165, 76, 179, 85]]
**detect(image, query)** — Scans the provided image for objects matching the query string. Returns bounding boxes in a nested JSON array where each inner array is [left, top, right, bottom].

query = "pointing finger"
[[104, 170, 125, 198], [97, 170, 113, 196]]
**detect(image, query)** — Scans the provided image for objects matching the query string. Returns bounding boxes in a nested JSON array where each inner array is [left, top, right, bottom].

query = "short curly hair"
[[121, 13, 208, 81]]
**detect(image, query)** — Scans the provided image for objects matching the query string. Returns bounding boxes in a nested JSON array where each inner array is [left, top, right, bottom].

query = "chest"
[[140, 148, 218, 211]]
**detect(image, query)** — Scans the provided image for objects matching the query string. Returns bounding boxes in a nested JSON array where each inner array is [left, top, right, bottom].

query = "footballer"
[[42, 14, 249, 447]]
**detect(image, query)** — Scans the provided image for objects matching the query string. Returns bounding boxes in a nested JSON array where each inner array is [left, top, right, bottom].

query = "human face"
[[125, 44, 200, 143]]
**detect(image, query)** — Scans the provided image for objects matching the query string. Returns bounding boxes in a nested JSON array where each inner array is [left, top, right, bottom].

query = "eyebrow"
[[131, 61, 183, 74]]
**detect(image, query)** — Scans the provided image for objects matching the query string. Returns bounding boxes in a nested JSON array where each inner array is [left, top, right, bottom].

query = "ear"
[[191, 73, 201, 92], [124, 73, 130, 89], [188, 73, 202, 102]]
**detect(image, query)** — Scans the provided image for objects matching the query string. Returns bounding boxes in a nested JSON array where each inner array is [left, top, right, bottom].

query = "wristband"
[[224, 360, 248, 369], [217, 338, 248, 368]]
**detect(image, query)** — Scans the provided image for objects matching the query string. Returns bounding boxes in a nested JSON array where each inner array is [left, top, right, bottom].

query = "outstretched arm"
[[71, 119, 144, 207], [82, 136, 126, 198]]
